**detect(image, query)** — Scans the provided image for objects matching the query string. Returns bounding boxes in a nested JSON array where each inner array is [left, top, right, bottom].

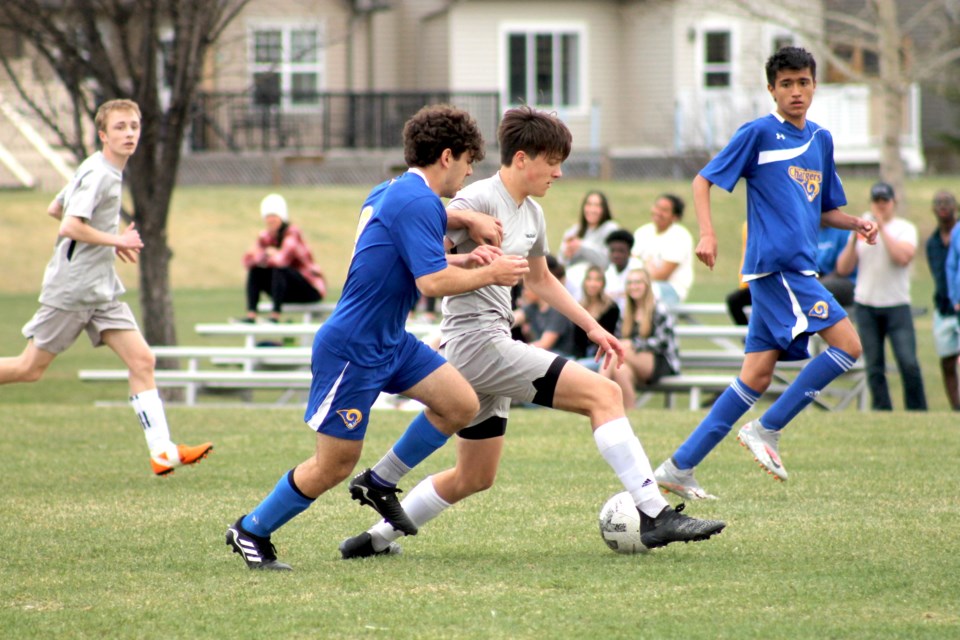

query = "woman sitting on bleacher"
[[242, 193, 326, 323], [602, 267, 680, 409], [573, 264, 620, 371]]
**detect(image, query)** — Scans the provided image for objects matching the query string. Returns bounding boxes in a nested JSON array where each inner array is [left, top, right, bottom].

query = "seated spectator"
[[603, 228, 644, 314], [242, 194, 326, 323], [632, 194, 694, 305], [602, 268, 680, 409], [559, 191, 621, 295], [573, 264, 621, 370], [513, 257, 576, 357]]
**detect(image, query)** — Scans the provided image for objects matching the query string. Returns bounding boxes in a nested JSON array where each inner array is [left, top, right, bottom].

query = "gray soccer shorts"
[[441, 325, 567, 431], [22, 301, 139, 353]]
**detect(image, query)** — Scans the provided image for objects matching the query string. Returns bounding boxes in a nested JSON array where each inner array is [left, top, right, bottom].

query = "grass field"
[[2, 177, 960, 638], [2, 406, 958, 639]]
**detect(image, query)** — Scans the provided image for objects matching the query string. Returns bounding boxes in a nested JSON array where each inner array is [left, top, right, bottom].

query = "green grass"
[[3, 178, 960, 637], [2, 406, 958, 639]]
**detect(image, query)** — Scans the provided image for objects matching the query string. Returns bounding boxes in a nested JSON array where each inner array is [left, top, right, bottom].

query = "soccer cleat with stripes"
[[737, 420, 788, 481], [654, 458, 718, 501], [348, 468, 418, 536], [639, 504, 725, 549], [339, 532, 403, 559], [150, 442, 213, 476], [225, 516, 292, 571]]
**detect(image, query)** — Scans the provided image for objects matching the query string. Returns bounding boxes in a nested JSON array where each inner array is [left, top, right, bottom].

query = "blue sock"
[[391, 411, 451, 469], [673, 379, 761, 469], [242, 469, 314, 538], [762, 346, 855, 430]]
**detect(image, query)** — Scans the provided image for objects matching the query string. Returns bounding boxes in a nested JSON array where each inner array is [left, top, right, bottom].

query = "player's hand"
[[462, 210, 503, 247], [118, 222, 144, 251], [487, 255, 528, 286], [116, 247, 139, 264], [857, 218, 879, 245], [590, 327, 624, 370], [695, 234, 718, 270], [464, 244, 504, 267]]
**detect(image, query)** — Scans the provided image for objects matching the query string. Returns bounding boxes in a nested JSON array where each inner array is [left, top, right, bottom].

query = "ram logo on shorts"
[[336, 409, 363, 430], [808, 300, 829, 320]]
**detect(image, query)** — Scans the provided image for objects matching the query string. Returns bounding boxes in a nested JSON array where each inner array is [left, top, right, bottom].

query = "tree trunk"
[[875, 0, 908, 197]]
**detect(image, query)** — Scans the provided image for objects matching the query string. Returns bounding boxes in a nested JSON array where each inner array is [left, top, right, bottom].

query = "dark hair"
[[498, 106, 572, 167], [545, 254, 566, 280], [576, 190, 613, 237], [765, 46, 817, 85], [660, 193, 685, 220], [403, 104, 485, 168], [605, 228, 634, 250]]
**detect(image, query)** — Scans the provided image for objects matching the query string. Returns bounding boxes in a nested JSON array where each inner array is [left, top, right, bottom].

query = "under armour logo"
[[776, 133, 786, 140]]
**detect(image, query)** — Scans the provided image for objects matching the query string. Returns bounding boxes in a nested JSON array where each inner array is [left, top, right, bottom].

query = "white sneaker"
[[737, 420, 788, 481], [654, 459, 718, 500]]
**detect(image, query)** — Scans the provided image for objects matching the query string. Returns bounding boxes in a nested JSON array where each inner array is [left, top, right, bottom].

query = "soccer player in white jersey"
[[0, 99, 212, 476], [653, 47, 879, 501], [340, 106, 725, 559]]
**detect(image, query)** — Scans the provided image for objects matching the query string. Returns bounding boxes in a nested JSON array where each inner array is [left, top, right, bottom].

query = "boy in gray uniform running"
[[341, 106, 725, 556], [0, 99, 212, 476]]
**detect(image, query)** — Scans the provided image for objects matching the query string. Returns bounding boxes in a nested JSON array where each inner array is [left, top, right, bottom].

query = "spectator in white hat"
[[242, 193, 326, 322]]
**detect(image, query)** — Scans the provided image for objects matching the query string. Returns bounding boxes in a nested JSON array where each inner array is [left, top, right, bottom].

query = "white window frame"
[[247, 21, 325, 112], [695, 22, 737, 91], [500, 22, 587, 115]]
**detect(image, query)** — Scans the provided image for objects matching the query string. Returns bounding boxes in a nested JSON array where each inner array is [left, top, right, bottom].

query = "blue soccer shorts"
[[304, 331, 445, 440], [746, 271, 848, 361]]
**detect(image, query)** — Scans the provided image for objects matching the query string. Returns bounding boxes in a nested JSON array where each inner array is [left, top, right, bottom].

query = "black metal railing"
[[189, 91, 501, 153]]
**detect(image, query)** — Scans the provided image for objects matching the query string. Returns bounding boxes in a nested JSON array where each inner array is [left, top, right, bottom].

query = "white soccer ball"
[[598, 491, 648, 554]]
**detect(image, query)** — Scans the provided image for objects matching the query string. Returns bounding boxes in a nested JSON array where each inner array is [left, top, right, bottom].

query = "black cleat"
[[339, 532, 403, 559], [348, 469, 418, 535], [225, 516, 293, 571], [639, 504, 725, 550]]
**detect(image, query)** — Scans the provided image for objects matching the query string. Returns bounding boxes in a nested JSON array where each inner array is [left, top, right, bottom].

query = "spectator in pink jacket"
[[243, 193, 326, 322]]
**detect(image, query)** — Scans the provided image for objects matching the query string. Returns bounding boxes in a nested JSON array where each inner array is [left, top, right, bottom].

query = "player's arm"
[[47, 198, 64, 220], [446, 208, 503, 247], [692, 174, 718, 269], [524, 256, 624, 368], [60, 216, 143, 253], [416, 251, 528, 298], [822, 208, 878, 244], [834, 222, 859, 277]]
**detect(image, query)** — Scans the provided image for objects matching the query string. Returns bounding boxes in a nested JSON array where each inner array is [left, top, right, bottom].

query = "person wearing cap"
[[836, 181, 927, 410], [242, 193, 327, 323]]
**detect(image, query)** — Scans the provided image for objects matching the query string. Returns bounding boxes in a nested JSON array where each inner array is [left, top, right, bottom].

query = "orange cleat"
[[151, 442, 214, 476]]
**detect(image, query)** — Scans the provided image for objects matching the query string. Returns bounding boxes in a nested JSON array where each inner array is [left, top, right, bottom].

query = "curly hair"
[[498, 106, 572, 167], [403, 104, 485, 168]]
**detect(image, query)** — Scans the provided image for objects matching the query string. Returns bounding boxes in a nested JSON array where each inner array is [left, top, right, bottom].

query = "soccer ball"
[[598, 491, 648, 554]]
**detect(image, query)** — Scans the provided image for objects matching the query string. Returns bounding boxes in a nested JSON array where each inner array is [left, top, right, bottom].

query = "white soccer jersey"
[[441, 172, 549, 341], [39, 152, 126, 310]]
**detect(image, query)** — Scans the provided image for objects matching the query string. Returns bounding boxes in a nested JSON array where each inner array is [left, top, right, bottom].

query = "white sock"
[[369, 475, 451, 550], [593, 418, 668, 518], [131, 389, 176, 458]]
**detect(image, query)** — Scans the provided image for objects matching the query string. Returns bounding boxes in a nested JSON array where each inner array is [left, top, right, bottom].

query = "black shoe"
[[348, 469, 418, 535], [339, 532, 403, 559], [639, 504, 725, 549], [225, 516, 293, 571]]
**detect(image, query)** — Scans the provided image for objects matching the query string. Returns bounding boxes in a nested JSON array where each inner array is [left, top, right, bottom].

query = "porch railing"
[[189, 91, 501, 153]]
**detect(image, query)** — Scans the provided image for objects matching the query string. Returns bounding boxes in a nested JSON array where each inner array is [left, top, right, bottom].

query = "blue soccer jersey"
[[700, 112, 846, 277], [314, 171, 448, 366]]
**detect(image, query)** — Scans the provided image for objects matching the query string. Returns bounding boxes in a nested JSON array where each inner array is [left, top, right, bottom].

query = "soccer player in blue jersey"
[[654, 47, 879, 501], [226, 105, 530, 570]]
